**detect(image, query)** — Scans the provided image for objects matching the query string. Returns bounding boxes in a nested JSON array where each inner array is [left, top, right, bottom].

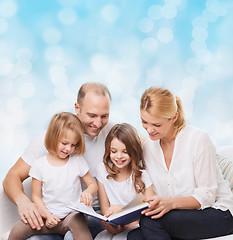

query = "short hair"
[[103, 123, 146, 193], [140, 87, 186, 138], [45, 112, 85, 156], [77, 82, 111, 108]]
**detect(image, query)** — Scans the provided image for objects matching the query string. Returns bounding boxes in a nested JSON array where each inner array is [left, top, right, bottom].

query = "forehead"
[[110, 138, 126, 149], [81, 92, 110, 112], [140, 109, 165, 124]]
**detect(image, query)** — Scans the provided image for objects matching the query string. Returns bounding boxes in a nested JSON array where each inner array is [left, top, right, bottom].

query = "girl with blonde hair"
[[8, 112, 98, 240]]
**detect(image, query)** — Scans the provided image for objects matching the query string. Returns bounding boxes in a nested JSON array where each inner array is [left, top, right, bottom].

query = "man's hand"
[[18, 198, 45, 230]]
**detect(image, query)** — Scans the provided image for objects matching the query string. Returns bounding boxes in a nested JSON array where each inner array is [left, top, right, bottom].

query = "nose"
[[147, 126, 155, 135], [93, 117, 102, 128], [115, 152, 123, 159], [65, 144, 71, 151]]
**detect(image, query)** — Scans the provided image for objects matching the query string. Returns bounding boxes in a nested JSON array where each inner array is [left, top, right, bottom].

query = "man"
[[3, 82, 113, 240]]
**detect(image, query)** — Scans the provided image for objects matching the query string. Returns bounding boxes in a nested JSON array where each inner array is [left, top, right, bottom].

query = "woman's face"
[[140, 109, 176, 141]]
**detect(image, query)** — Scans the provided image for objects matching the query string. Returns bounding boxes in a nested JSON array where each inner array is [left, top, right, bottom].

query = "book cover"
[[67, 193, 148, 226]]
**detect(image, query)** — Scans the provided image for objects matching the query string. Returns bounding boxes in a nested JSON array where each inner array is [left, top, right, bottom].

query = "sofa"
[[1, 146, 233, 240]]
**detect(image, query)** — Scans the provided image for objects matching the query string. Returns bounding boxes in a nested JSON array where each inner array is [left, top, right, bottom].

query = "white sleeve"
[[29, 158, 44, 181], [192, 132, 218, 209], [141, 170, 153, 189], [77, 156, 89, 177], [21, 130, 47, 166], [96, 162, 107, 183]]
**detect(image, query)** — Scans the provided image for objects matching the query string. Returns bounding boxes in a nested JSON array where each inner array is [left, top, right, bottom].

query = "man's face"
[[75, 92, 111, 137]]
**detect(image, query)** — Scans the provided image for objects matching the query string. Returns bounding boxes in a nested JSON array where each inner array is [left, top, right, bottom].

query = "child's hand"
[[104, 205, 124, 218], [45, 213, 60, 228], [80, 191, 93, 206]]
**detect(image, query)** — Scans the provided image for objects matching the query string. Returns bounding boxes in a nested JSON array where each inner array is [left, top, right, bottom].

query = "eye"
[[72, 144, 77, 147], [62, 142, 67, 145], [153, 124, 161, 127], [111, 150, 116, 154]]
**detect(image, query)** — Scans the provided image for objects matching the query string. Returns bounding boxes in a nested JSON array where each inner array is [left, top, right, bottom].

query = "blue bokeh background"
[[1, 0, 233, 182]]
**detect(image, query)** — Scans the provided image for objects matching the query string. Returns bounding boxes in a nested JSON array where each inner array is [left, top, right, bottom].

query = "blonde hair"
[[45, 112, 85, 156], [103, 123, 146, 194], [140, 87, 186, 138], [77, 82, 111, 108]]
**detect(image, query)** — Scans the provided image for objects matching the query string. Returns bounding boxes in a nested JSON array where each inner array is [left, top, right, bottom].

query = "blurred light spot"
[[0, 18, 8, 34], [196, 49, 212, 64], [165, 0, 182, 6], [6, 97, 22, 112], [43, 28, 62, 44], [18, 82, 35, 98], [0, 80, 13, 94], [206, 0, 226, 17], [141, 38, 158, 52], [192, 27, 208, 41], [0, 0, 17, 18], [16, 60, 32, 74], [0, 57, 14, 76], [202, 9, 217, 22], [191, 40, 206, 53], [50, 73, 68, 85], [161, 4, 177, 19], [157, 27, 173, 43], [12, 110, 28, 125], [192, 17, 208, 28], [49, 64, 66, 75], [58, 0, 79, 7], [90, 54, 110, 72], [44, 46, 64, 62], [185, 58, 200, 73], [179, 76, 199, 119], [16, 47, 32, 60], [57, 8, 77, 25], [101, 4, 120, 23], [148, 5, 162, 21], [138, 18, 154, 33]]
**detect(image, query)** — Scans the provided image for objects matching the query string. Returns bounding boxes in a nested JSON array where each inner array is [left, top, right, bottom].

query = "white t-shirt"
[[143, 125, 233, 215], [29, 155, 89, 219], [96, 162, 152, 205], [22, 121, 114, 208]]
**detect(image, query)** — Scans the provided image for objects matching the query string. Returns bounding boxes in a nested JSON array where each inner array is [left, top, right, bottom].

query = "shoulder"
[[180, 125, 213, 144], [99, 121, 115, 138]]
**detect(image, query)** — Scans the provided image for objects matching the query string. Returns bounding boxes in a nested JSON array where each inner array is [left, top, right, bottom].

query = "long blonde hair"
[[45, 112, 85, 156], [140, 87, 186, 138], [103, 123, 146, 193]]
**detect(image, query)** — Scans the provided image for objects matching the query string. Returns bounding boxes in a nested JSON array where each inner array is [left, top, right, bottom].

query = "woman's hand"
[[142, 195, 174, 219], [45, 213, 60, 228], [80, 190, 93, 206]]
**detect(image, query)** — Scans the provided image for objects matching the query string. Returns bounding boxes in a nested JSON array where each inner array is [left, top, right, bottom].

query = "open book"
[[67, 193, 149, 226]]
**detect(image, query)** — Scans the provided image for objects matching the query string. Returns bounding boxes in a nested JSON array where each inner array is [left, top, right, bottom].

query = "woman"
[[127, 87, 233, 240]]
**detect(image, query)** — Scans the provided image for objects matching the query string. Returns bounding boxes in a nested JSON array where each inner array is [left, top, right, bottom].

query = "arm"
[[80, 172, 98, 206], [97, 180, 124, 234], [142, 195, 200, 219], [2, 157, 44, 230], [32, 178, 60, 228]]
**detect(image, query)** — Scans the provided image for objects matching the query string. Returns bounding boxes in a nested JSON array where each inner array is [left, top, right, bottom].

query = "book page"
[[68, 202, 107, 221]]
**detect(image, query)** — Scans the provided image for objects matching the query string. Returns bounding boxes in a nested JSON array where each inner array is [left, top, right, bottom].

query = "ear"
[[74, 102, 80, 115], [172, 112, 178, 123]]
